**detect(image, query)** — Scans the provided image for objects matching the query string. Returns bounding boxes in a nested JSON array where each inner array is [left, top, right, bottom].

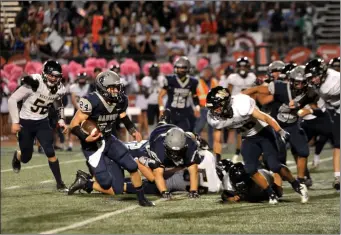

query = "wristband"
[[71, 126, 88, 142]]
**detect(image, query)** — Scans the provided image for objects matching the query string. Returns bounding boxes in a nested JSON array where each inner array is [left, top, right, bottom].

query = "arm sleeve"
[[8, 86, 33, 123], [55, 97, 65, 120]]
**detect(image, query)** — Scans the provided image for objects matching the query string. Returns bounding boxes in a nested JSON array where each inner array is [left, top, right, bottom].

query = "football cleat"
[[57, 182, 69, 193], [12, 151, 21, 173], [299, 184, 309, 203], [332, 176, 340, 192], [138, 198, 155, 207], [68, 174, 87, 195], [269, 193, 279, 205], [77, 170, 92, 180]]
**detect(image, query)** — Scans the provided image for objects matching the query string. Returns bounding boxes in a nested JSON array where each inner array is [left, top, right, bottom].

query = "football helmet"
[[229, 162, 249, 195], [77, 72, 88, 85], [289, 65, 308, 96], [149, 63, 160, 79], [279, 62, 297, 81], [95, 70, 123, 103], [110, 64, 121, 75], [305, 58, 328, 88], [42, 60, 63, 89], [164, 127, 188, 163], [206, 86, 233, 119], [236, 57, 251, 78], [174, 56, 191, 78], [267, 60, 285, 82], [216, 159, 234, 181]]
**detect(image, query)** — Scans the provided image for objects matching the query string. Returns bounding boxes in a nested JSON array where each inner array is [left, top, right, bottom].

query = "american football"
[[81, 120, 100, 136], [1, 1, 340, 234]]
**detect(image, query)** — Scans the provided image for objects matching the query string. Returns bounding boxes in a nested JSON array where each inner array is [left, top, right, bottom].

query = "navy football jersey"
[[79, 92, 128, 137], [148, 124, 201, 169], [268, 81, 318, 126], [163, 75, 198, 109]]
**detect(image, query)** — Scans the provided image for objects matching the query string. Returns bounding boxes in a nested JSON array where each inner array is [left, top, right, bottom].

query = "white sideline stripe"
[[4, 186, 20, 190], [1, 158, 84, 173], [288, 156, 333, 170], [40, 199, 163, 234], [40, 180, 54, 184], [39, 157, 335, 234]]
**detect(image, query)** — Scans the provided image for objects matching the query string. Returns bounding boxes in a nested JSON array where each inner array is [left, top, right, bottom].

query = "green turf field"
[[1, 146, 340, 234]]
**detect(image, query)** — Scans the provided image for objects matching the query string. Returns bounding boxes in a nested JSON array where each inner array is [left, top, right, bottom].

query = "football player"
[[8, 60, 68, 192], [206, 86, 309, 204], [217, 160, 283, 203], [68, 72, 91, 151], [303, 58, 340, 191], [242, 65, 318, 188], [224, 57, 256, 163], [277, 62, 297, 81], [68, 70, 154, 206], [141, 63, 165, 128], [158, 56, 200, 132]]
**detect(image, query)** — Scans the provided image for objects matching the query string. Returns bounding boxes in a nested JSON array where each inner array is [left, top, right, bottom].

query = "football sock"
[[235, 149, 240, 155], [334, 172, 340, 177], [135, 186, 146, 201], [216, 153, 221, 162], [48, 159, 63, 184], [313, 154, 320, 164], [297, 177, 305, 184], [264, 186, 275, 197], [290, 179, 301, 194]]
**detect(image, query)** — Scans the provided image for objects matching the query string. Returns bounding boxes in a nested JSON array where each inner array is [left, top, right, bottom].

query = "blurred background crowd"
[[0, 1, 340, 146]]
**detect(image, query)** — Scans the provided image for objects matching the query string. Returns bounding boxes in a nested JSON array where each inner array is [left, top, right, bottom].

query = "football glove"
[[188, 190, 200, 198], [278, 129, 290, 144], [161, 191, 172, 199]]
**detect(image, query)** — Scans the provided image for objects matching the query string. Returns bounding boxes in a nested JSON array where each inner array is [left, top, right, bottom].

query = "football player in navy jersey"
[[68, 70, 154, 206], [242, 65, 318, 188], [158, 56, 200, 131]]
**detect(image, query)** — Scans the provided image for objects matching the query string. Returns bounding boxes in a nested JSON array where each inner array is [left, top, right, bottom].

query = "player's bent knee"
[[20, 152, 33, 163], [120, 153, 139, 173], [95, 172, 112, 190], [44, 148, 55, 158]]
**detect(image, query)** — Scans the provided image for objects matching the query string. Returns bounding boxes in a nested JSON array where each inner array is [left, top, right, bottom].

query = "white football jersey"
[[226, 72, 257, 95], [198, 150, 222, 193], [317, 69, 340, 114], [141, 75, 165, 105], [69, 83, 90, 103], [10, 74, 66, 122], [207, 94, 268, 137]]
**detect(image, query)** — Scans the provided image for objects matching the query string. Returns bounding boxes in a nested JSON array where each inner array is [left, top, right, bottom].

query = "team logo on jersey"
[[216, 89, 228, 99]]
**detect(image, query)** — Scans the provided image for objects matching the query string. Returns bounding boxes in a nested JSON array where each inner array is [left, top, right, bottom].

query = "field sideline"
[[1, 146, 340, 234]]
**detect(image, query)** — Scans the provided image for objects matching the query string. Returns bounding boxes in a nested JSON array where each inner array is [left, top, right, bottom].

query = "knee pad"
[[120, 152, 138, 173], [95, 171, 112, 190], [44, 146, 55, 158], [20, 150, 33, 163]]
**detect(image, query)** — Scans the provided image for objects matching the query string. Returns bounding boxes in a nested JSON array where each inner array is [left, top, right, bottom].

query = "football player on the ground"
[[304, 58, 340, 191], [68, 72, 91, 151], [158, 56, 200, 131], [224, 57, 256, 163], [8, 60, 69, 192], [216, 160, 283, 203], [129, 121, 203, 199], [242, 65, 317, 188], [68, 70, 154, 206], [206, 86, 309, 204]]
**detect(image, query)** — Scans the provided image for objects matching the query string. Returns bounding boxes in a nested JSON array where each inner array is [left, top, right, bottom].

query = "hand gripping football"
[[81, 120, 100, 137]]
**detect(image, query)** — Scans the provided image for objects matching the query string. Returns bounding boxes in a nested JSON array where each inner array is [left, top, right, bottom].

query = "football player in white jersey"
[[8, 60, 68, 192], [304, 58, 340, 191], [206, 86, 309, 204], [68, 72, 91, 151], [224, 57, 257, 163]]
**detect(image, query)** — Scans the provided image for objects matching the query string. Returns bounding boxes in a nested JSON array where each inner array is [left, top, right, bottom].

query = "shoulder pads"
[[21, 76, 39, 91]]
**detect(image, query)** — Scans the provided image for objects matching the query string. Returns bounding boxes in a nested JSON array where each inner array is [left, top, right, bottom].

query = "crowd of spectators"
[[0, 1, 318, 63]]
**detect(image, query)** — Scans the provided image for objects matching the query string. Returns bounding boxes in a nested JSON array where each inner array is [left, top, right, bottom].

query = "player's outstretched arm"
[[55, 98, 68, 134], [242, 85, 270, 96]]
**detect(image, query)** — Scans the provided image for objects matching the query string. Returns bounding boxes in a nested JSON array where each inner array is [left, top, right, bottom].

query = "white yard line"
[[39, 156, 334, 234], [40, 180, 54, 184], [4, 185, 20, 190], [1, 158, 84, 173], [40, 199, 164, 234]]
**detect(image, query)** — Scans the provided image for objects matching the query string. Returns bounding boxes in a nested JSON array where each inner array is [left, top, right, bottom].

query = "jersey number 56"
[[31, 98, 51, 114]]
